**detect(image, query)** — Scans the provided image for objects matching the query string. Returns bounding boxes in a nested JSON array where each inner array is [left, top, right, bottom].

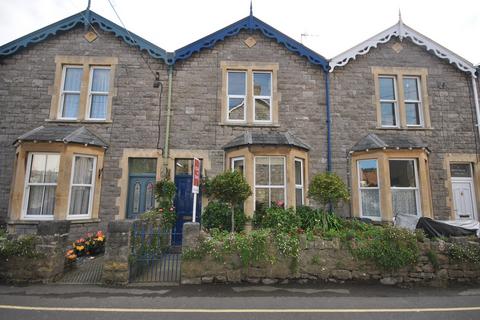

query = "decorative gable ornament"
[[329, 16, 476, 77]]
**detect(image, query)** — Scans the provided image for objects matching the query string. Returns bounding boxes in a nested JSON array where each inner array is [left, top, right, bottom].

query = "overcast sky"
[[0, 0, 479, 64]]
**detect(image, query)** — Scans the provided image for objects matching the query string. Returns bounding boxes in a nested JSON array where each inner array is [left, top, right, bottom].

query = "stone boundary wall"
[[0, 221, 70, 284], [181, 233, 480, 287], [101, 220, 132, 286]]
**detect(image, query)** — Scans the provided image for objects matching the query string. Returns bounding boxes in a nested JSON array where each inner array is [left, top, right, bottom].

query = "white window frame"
[[254, 156, 287, 210], [22, 152, 59, 220], [357, 159, 381, 221], [294, 158, 304, 207], [67, 154, 97, 220], [58, 65, 83, 120], [379, 75, 399, 128], [226, 71, 247, 122], [86, 66, 110, 121], [403, 76, 424, 127], [253, 71, 273, 123], [389, 158, 421, 216], [231, 157, 245, 175]]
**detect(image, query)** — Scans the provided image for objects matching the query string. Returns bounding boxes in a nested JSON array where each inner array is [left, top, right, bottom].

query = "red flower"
[[276, 200, 285, 208], [159, 208, 164, 212], [78, 238, 85, 243], [87, 232, 93, 238], [169, 207, 174, 212]]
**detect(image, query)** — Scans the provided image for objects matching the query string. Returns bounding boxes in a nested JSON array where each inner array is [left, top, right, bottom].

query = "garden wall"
[[182, 232, 480, 287]]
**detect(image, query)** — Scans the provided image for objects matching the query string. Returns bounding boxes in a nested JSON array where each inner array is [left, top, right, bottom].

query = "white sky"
[[0, 0, 479, 64]]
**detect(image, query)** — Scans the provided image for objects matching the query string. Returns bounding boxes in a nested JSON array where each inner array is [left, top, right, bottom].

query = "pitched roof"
[[351, 133, 428, 152], [173, 14, 329, 70], [15, 125, 108, 148], [223, 132, 311, 151], [0, 10, 169, 63], [329, 17, 476, 77]]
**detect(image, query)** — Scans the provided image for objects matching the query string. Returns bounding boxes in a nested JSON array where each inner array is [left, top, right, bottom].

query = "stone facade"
[[101, 220, 132, 286], [0, 26, 167, 235], [330, 39, 479, 220]]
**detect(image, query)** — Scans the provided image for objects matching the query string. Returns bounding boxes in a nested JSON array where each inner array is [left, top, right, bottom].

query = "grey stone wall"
[[0, 27, 168, 227], [330, 38, 479, 219], [169, 30, 328, 180], [102, 220, 132, 286]]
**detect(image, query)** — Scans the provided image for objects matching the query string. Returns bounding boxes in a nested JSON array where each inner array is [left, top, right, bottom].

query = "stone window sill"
[[219, 122, 280, 128], [45, 119, 113, 124], [374, 127, 434, 131], [7, 218, 101, 225]]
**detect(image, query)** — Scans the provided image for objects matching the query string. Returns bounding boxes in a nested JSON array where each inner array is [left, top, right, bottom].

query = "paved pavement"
[[1, 283, 480, 320]]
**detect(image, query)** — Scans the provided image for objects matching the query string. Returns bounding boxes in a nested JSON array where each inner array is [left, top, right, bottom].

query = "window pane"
[[29, 154, 46, 183], [64, 67, 82, 91], [228, 72, 246, 95], [145, 182, 154, 210], [254, 98, 271, 121], [270, 188, 285, 205], [69, 186, 91, 215], [358, 159, 378, 187], [42, 186, 56, 215], [44, 154, 60, 183], [228, 98, 245, 120], [253, 73, 271, 96], [129, 158, 157, 174], [26, 186, 43, 215], [403, 78, 419, 100], [255, 157, 269, 185], [450, 164, 472, 178], [389, 160, 416, 187], [174, 159, 196, 175], [361, 189, 381, 217], [270, 157, 284, 186], [379, 77, 395, 100], [232, 159, 244, 174], [295, 160, 303, 185], [73, 157, 94, 184], [62, 93, 80, 118], [295, 188, 303, 207], [255, 188, 268, 208], [133, 182, 140, 213], [381, 102, 396, 126], [91, 68, 110, 92], [406, 103, 421, 125], [90, 95, 107, 119], [392, 189, 417, 215]]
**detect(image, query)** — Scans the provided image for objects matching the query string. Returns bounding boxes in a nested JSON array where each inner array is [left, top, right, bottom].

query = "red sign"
[[192, 158, 201, 194]]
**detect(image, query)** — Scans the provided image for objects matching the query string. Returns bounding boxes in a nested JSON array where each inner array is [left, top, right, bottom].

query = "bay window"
[[295, 158, 304, 207], [255, 156, 286, 209], [389, 159, 420, 216], [68, 155, 97, 218], [358, 159, 381, 219]]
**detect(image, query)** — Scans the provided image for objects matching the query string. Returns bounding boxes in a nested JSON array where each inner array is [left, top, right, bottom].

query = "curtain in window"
[[26, 154, 59, 216], [392, 189, 417, 215], [62, 68, 82, 118], [361, 189, 380, 217], [90, 69, 110, 119], [69, 157, 94, 216]]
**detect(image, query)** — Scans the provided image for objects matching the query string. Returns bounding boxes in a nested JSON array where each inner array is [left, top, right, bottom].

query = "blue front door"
[[173, 159, 201, 245], [127, 158, 157, 219]]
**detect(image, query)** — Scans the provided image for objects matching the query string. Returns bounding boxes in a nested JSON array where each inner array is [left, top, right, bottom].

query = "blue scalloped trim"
[[0, 10, 168, 62], [173, 16, 329, 70]]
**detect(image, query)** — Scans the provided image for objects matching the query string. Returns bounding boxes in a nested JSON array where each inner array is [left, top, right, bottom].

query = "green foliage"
[[0, 234, 42, 258], [260, 207, 300, 233], [205, 171, 252, 232], [155, 179, 176, 204], [308, 172, 349, 210], [252, 202, 268, 228], [202, 201, 247, 232], [350, 226, 419, 271], [446, 242, 480, 265], [426, 250, 439, 270]]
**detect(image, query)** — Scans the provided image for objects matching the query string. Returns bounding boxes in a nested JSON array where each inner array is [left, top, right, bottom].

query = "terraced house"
[[0, 8, 479, 240]]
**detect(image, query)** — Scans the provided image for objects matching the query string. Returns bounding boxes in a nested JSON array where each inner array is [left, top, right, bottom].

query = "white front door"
[[452, 180, 477, 220]]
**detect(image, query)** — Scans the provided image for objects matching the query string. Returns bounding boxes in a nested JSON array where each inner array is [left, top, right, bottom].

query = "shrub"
[[155, 179, 176, 204], [202, 201, 247, 232], [308, 172, 349, 211], [154, 179, 177, 228], [252, 202, 268, 228], [205, 171, 252, 233], [260, 207, 300, 233], [296, 205, 343, 232], [0, 234, 42, 258], [351, 226, 419, 271], [446, 242, 480, 265]]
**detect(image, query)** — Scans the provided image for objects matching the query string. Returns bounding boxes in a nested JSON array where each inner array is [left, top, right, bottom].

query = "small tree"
[[308, 172, 349, 212], [205, 171, 252, 233]]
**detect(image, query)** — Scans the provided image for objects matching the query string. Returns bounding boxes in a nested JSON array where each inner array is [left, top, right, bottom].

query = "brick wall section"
[[330, 39, 479, 219], [169, 30, 328, 179], [0, 27, 168, 230]]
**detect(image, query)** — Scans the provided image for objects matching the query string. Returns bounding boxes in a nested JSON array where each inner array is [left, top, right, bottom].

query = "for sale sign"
[[192, 158, 200, 194]]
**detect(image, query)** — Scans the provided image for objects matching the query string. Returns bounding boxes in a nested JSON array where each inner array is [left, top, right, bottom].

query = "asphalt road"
[[1, 283, 480, 320]]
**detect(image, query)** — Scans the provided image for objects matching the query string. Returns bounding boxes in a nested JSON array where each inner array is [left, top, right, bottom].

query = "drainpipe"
[[325, 70, 332, 172], [471, 74, 480, 140], [163, 64, 174, 177]]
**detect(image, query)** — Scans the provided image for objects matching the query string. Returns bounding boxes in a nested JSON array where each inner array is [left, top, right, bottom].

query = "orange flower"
[[67, 254, 77, 261], [96, 231, 104, 237], [66, 249, 74, 255], [78, 238, 85, 243]]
